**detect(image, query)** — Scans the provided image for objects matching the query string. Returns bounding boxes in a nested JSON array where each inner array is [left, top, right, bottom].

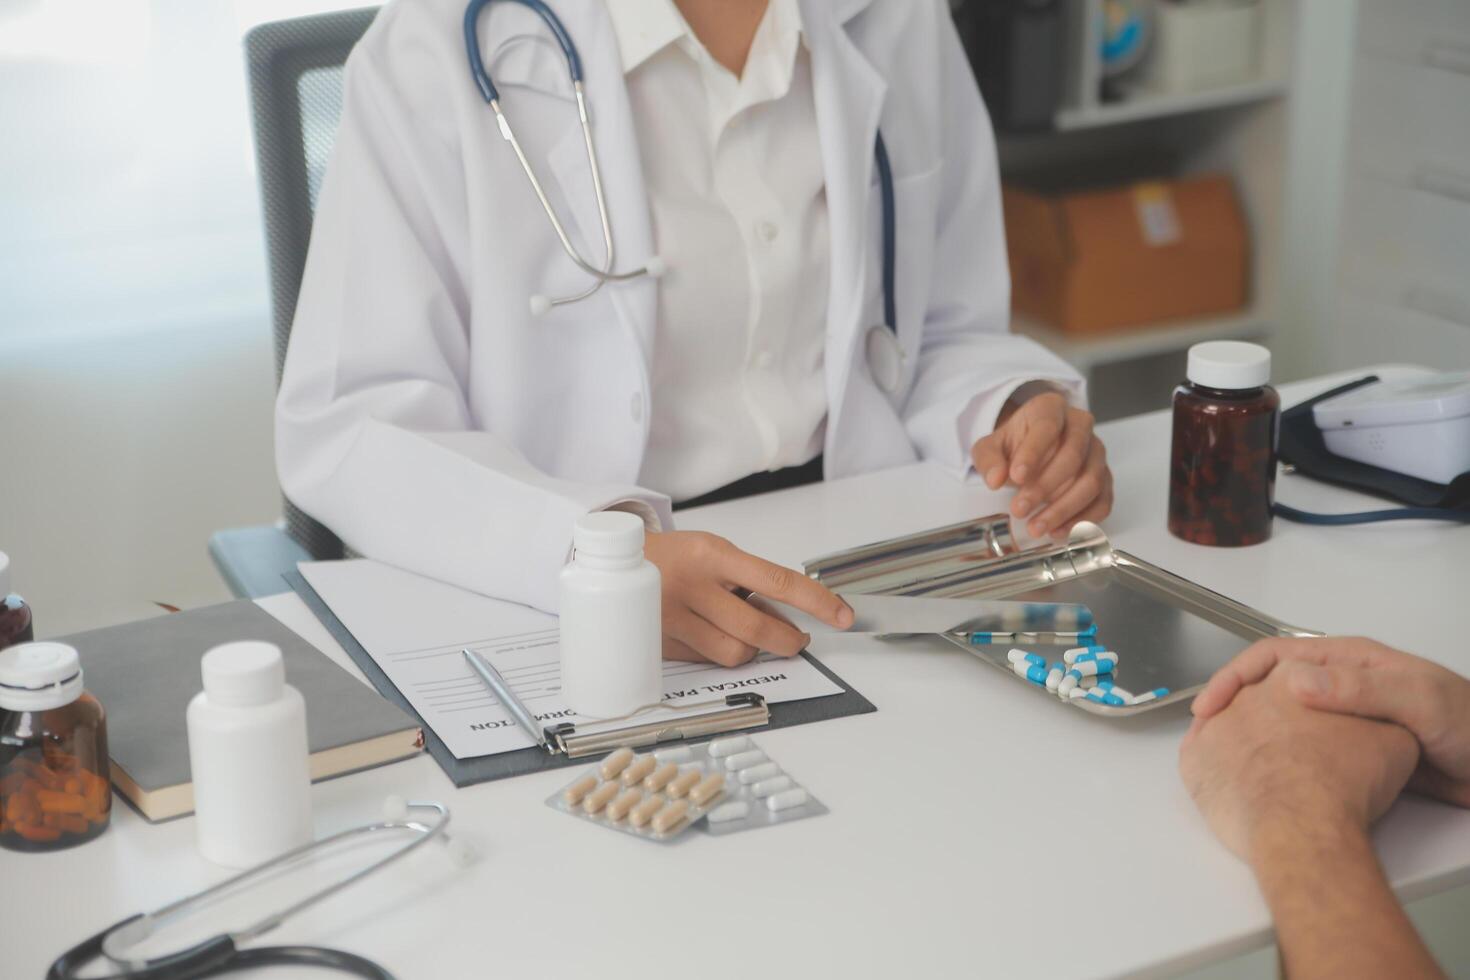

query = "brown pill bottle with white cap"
[[0, 642, 112, 851], [1168, 341, 1280, 547], [0, 552, 35, 652]]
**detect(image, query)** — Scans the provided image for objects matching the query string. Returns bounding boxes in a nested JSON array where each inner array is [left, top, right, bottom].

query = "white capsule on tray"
[[751, 775, 793, 798], [708, 800, 751, 824], [707, 736, 752, 758], [723, 750, 768, 771], [737, 762, 781, 785], [765, 788, 810, 812]]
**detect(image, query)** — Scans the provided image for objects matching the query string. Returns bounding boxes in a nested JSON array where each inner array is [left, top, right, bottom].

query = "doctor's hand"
[[1192, 637, 1470, 810], [971, 392, 1113, 540], [643, 531, 854, 667]]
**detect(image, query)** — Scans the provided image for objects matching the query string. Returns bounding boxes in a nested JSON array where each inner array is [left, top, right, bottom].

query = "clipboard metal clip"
[[545, 693, 770, 759]]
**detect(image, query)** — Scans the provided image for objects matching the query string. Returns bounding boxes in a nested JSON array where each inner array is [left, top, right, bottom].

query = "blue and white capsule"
[[1072, 652, 1119, 672], [1063, 644, 1108, 665], [1045, 662, 1066, 692], [1006, 649, 1047, 668], [1067, 658, 1114, 678], [1058, 671, 1079, 697], [1013, 661, 1049, 686], [1130, 688, 1171, 706]]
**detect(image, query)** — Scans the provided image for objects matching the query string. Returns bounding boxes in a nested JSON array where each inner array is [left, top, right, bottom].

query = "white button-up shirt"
[[609, 0, 829, 503]]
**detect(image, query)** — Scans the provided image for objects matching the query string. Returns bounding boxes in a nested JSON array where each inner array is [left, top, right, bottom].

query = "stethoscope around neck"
[[463, 0, 907, 393]]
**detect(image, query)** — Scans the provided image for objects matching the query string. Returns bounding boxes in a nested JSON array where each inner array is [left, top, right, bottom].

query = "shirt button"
[[630, 393, 643, 423], [754, 350, 774, 369], [758, 220, 779, 243]]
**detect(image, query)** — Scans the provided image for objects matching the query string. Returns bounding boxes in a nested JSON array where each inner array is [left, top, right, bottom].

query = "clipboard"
[[285, 571, 876, 787]]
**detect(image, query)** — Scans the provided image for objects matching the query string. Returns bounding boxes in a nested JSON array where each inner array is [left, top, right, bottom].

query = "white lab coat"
[[276, 0, 1084, 613]]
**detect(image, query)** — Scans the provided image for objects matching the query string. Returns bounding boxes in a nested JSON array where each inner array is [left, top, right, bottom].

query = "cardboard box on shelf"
[[1003, 173, 1249, 335]]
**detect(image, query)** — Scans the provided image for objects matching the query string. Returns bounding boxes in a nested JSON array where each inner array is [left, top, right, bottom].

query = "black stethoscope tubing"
[[47, 918, 394, 980]]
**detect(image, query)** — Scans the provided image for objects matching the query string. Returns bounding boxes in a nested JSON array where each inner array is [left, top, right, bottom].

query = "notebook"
[[57, 599, 422, 822]]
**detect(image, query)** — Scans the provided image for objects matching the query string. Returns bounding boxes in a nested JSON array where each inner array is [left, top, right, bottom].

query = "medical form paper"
[[298, 561, 844, 761]]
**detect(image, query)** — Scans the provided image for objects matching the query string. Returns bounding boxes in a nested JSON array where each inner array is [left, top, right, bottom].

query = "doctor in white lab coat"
[[277, 0, 1114, 667]]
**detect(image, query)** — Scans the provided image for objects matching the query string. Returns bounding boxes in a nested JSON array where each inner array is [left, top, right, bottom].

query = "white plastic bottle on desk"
[[559, 512, 662, 719], [186, 641, 313, 867]]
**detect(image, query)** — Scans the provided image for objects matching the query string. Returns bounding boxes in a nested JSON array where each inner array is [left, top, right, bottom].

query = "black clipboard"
[[285, 571, 877, 787]]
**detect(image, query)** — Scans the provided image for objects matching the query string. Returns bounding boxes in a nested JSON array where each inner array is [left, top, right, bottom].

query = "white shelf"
[[1015, 310, 1270, 372], [1055, 78, 1286, 131]]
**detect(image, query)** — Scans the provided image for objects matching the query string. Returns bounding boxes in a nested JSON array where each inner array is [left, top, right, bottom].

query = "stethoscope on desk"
[[464, 0, 908, 393], [49, 799, 472, 979]]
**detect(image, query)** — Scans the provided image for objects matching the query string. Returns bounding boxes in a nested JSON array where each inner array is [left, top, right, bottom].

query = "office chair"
[[208, 7, 379, 598]]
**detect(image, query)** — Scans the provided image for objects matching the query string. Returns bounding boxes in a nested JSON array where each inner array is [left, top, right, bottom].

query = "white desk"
[[10, 366, 1470, 979]]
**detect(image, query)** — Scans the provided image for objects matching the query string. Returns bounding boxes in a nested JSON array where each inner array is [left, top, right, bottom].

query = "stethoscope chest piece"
[[865, 324, 905, 395]]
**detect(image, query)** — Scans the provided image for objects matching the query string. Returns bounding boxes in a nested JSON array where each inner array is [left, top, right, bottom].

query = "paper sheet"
[[298, 560, 843, 760]]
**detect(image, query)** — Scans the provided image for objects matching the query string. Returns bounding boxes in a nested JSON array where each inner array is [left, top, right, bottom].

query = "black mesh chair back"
[[244, 6, 380, 562]]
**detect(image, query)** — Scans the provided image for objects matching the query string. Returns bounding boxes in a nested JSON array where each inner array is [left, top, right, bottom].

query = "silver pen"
[[462, 648, 548, 749]]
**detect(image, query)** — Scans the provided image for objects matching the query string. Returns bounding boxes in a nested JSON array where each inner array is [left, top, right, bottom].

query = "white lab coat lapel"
[[802, 0, 887, 465], [479, 0, 658, 379], [542, 1, 658, 376]]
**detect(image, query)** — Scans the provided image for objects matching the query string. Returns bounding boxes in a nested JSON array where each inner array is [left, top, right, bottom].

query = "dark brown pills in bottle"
[[1168, 342, 1280, 547]]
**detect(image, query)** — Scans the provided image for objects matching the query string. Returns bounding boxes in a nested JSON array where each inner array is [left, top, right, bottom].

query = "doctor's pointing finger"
[[274, 0, 1112, 666]]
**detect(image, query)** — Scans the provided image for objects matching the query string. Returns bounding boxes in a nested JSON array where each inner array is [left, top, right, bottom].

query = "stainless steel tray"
[[805, 516, 1320, 715]]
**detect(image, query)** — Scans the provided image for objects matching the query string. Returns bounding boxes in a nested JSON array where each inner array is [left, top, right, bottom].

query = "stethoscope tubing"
[[50, 802, 451, 980], [461, 0, 898, 335]]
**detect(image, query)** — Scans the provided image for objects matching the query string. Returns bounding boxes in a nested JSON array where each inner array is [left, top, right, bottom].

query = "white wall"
[[1273, 0, 1358, 382], [0, 0, 315, 635], [0, 319, 282, 638], [1278, 0, 1470, 378]]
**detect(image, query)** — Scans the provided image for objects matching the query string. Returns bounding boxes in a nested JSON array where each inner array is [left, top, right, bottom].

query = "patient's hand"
[[1193, 636, 1470, 809], [1180, 660, 1418, 861], [1181, 653, 1445, 979]]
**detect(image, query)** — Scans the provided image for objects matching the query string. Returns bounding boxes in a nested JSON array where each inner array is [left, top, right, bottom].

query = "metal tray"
[[804, 516, 1320, 715]]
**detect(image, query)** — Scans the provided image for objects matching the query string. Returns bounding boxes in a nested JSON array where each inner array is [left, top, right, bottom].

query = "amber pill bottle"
[[0, 552, 35, 652], [1168, 342, 1280, 547], [0, 642, 111, 852]]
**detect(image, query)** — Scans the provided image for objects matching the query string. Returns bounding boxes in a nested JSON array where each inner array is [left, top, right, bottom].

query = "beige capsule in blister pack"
[[545, 745, 729, 843]]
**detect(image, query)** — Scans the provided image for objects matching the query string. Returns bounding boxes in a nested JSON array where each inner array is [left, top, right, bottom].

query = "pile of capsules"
[[1007, 646, 1169, 707], [546, 736, 826, 843]]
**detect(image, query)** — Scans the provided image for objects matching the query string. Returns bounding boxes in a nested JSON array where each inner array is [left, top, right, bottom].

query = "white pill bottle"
[[559, 512, 663, 719], [186, 641, 313, 867]]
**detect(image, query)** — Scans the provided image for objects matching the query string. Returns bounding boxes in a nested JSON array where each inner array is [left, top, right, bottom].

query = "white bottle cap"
[[0, 642, 83, 712], [1187, 341, 1272, 390], [0, 551, 11, 597], [201, 641, 286, 708], [573, 511, 645, 561]]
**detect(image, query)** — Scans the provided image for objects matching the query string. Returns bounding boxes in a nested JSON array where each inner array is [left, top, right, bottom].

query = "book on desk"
[[58, 600, 422, 822]]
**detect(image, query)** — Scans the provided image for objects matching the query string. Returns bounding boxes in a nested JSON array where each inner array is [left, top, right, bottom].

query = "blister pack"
[[546, 745, 729, 842], [545, 737, 827, 842], [691, 736, 827, 837]]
